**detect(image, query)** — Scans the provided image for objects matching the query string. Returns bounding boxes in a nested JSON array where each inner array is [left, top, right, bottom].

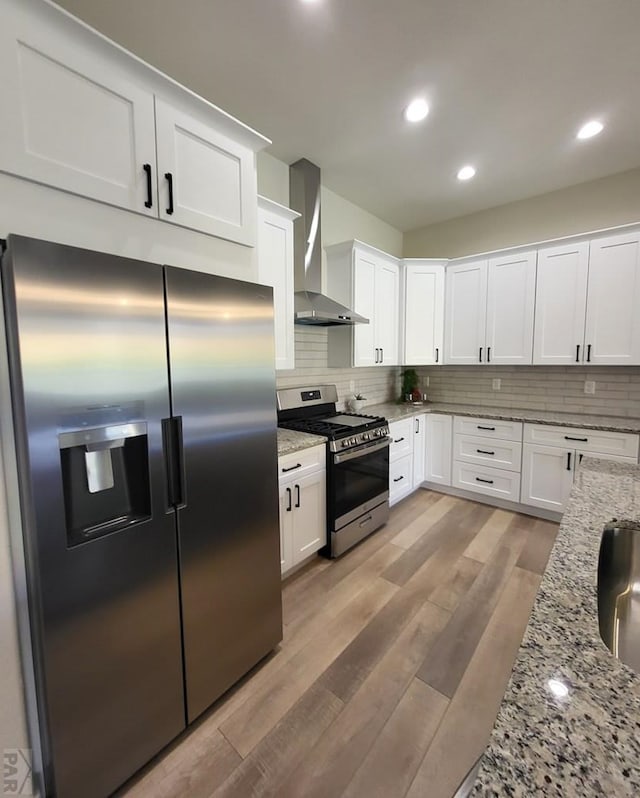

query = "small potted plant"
[[400, 368, 422, 403], [350, 393, 366, 412]]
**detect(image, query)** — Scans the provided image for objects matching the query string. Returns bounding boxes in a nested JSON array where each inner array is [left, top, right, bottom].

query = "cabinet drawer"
[[454, 434, 522, 472], [278, 443, 325, 483], [523, 423, 639, 459], [390, 454, 413, 503], [389, 418, 414, 461], [454, 416, 523, 442], [452, 462, 521, 503]]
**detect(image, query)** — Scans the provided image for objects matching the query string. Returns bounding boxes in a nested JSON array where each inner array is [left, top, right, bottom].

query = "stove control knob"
[[341, 439, 349, 448], [362, 433, 369, 441]]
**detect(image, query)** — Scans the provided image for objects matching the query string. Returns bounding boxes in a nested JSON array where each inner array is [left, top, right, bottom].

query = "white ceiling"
[[55, 0, 640, 232]]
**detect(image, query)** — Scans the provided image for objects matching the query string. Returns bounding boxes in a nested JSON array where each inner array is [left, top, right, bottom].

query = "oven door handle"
[[333, 436, 391, 464]]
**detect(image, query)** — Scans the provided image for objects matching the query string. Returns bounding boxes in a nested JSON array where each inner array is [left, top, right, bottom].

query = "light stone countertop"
[[471, 458, 640, 796], [277, 427, 326, 456]]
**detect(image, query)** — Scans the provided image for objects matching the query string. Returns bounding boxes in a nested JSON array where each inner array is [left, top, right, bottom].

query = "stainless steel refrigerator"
[[1, 235, 282, 798]]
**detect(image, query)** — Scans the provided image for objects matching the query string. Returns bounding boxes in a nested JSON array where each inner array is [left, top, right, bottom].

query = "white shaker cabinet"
[[425, 414, 453, 486], [584, 231, 640, 365], [327, 241, 399, 368], [278, 445, 326, 575], [533, 241, 589, 365], [402, 260, 446, 365], [444, 259, 488, 365], [0, 0, 266, 246], [521, 444, 579, 513], [412, 414, 427, 487], [444, 251, 536, 365], [257, 197, 299, 370]]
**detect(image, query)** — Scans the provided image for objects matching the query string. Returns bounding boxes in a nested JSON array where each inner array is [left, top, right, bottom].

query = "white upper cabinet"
[[444, 259, 488, 364], [326, 241, 399, 368], [402, 261, 445, 365], [0, 0, 267, 246], [584, 231, 640, 365], [485, 250, 537, 365], [257, 197, 299, 370], [0, 1, 157, 216], [445, 252, 536, 365], [533, 241, 589, 365], [155, 100, 257, 245]]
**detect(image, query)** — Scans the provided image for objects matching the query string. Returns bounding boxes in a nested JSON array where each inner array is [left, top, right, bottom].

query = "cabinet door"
[[257, 203, 295, 370], [426, 414, 452, 486], [0, 5, 157, 215], [412, 414, 427, 487], [155, 98, 257, 246], [390, 454, 414, 505], [352, 251, 377, 367], [584, 232, 640, 365], [521, 444, 574, 513], [533, 242, 589, 365], [278, 483, 294, 574], [292, 471, 326, 565], [404, 264, 445, 365], [375, 261, 400, 366], [486, 250, 536, 365], [444, 260, 488, 364]]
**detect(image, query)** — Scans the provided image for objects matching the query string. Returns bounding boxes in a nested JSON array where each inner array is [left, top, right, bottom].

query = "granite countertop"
[[362, 401, 640, 434], [277, 427, 326, 456], [472, 458, 640, 797]]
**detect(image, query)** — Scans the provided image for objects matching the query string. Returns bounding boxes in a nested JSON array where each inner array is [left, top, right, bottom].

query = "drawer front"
[[454, 434, 522, 472], [279, 443, 325, 483], [454, 416, 523, 442], [523, 423, 639, 459], [390, 453, 413, 503], [452, 462, 521, 503], [389, 417, 414, 461]]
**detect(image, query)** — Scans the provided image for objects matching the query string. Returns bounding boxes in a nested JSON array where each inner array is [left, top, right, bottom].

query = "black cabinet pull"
[[282, 462, 302, 473], [576, 344, 580, 363], [566, 452, 572, 471], [477, 425, 496, 431], [374, 348, 379, 364], [415, 419, 420, 434], [380, 348, 384, 363], [393, 475, 404, 483], [475, 477, 494, 484], [587, 343, 592, 362], [479, 347, 483, 363], [476, 449, 495, 455], [564, 436, 588, 442], [435, 347, 439, 363], [143, 163, 153, 208], [487, 346, 491, 363], [286, 487, 292, 512], [579, 453, 584, 464], [295, 484, 300, 508], [165, 172, 175, 215], [394, 437, 405, 443]]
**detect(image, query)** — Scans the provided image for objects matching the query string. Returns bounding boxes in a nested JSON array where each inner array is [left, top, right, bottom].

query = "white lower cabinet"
[[278, 445, 326, 575], [412, 414, 427, 487], [521, 424, 639, 513], [425, 414, 453, 486], [452, 461, 521, 503], [390, 455, 413, 505]]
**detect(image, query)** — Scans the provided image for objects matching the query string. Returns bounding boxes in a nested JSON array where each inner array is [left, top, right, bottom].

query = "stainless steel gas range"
[[277, 385, 390, 557]]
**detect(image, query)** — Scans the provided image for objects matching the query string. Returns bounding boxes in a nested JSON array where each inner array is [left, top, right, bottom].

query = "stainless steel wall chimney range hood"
[[289, 159, 369, 326]]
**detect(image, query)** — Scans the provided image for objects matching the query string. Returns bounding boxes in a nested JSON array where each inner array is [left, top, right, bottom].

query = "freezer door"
[[165, 266, 282, 721], [2, 236, 185, 798]]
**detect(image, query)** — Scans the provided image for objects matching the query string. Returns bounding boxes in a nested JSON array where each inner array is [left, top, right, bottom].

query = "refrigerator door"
[[165, 266, 282, 721], [2, 236, 185, 798]]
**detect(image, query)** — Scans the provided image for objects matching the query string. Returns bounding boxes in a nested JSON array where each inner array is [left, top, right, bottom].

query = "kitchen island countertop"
[[472, 457, 640, 796]]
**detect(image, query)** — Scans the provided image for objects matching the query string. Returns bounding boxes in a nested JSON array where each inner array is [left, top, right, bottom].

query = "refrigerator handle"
[[161, 417, 188, 510]]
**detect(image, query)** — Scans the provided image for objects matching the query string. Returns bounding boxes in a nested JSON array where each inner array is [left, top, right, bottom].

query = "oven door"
[[331, 437, 390, 530]]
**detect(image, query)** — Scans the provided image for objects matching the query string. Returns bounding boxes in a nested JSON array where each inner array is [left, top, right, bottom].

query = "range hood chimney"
[[289, 159, 368, 326]]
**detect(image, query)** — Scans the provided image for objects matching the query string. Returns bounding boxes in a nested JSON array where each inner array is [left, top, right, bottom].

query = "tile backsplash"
[[417, 365, 640, 417], [276, 329, 640, 418]]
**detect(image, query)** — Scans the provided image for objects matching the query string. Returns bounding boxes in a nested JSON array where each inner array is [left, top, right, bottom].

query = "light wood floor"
[[118, 489, 558, 798]]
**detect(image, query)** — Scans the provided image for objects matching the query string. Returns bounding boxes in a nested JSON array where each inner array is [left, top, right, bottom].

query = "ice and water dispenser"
[[59, 421, 151, 546]]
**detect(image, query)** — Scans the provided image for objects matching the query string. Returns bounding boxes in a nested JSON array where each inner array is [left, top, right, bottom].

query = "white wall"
[[257, 152, 290, 208], [403, 167, 640, 258]]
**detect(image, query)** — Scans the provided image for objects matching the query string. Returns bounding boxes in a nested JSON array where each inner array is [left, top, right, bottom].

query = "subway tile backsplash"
[[276, 329, 640, 417], [416, 365, 640, 417]]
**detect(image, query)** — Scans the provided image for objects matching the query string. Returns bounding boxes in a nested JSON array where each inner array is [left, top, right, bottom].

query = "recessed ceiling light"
[[577, 120, 604, 140], [404, 98, 429, 123], [457, 165, 476, 181]]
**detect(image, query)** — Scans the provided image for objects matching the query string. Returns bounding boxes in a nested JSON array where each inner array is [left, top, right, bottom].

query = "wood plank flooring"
[[118, 490, 558, 798]]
